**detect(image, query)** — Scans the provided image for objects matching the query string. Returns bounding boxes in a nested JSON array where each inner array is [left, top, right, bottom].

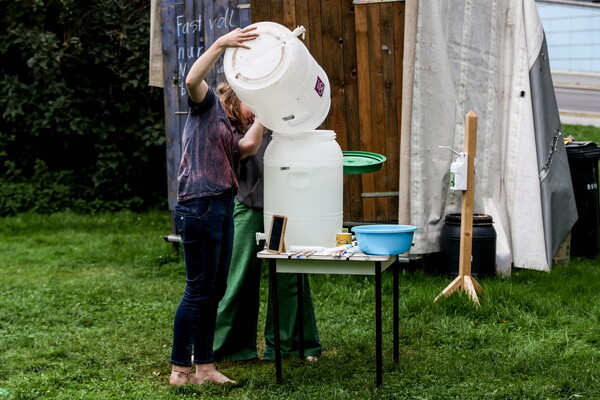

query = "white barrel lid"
[[224, 22, 295, 85]]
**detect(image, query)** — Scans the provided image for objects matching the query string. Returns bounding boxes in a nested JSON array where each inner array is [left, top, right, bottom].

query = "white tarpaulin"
[[402, 0, 577, 272]]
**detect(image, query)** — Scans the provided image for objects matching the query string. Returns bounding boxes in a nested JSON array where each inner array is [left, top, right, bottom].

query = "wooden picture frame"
[[267, 215, 287, 253]]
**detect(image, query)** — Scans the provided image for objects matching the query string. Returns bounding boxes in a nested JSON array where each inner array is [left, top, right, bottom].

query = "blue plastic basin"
[[351, 225, 418, 256]]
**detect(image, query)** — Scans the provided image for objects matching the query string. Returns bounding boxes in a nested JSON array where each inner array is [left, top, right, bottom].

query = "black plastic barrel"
[[566, 141, 600, 258], [440, 213, 497, 277]]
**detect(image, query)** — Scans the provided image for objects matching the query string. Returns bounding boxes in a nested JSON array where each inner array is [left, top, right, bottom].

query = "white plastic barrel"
[[223, 22, 331, 133], [264, 130, 343, 248]]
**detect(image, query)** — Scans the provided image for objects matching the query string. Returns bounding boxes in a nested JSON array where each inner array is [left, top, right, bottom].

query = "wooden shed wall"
[[160, 0, 405, 223], [250, 0, 405, 223]]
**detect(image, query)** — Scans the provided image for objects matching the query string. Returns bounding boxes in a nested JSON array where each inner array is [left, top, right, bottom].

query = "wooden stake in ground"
[[435, 110, 483, 305]]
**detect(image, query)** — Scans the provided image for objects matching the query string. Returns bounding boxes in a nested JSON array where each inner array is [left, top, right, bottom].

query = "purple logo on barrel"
[[314, 76, 325, 97]]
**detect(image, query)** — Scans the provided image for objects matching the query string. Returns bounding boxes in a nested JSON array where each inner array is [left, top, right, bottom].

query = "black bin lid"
[[444, 213, 494, 225], [566, 141, 600, 159]]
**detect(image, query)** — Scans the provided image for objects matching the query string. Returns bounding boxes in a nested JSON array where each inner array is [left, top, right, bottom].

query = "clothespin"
[[335, 250, 347, 258]]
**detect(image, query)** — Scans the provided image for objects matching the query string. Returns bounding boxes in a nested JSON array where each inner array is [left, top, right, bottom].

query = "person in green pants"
[[212, 97, 321, 361]]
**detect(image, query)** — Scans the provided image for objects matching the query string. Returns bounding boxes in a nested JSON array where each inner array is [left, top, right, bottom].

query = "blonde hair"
[[217, 82, 245, 132]]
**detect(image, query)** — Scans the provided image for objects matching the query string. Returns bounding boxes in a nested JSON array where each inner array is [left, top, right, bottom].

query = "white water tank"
[[263, 130, 343, 248], [223, 22, 330, 133]]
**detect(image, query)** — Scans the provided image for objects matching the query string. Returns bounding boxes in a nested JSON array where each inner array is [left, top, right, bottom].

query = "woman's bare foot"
[[169, 367, 193, 386], [195, 363, 236, 385]]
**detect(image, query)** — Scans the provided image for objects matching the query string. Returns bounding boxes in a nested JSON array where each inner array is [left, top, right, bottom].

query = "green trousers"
[[213, 200, 321, 361]]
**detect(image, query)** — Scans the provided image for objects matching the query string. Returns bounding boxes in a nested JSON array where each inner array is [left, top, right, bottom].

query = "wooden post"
[[435, 110, 483, 305]]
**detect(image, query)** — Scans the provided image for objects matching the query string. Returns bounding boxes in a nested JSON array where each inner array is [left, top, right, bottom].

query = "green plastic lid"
[[343, 151, 387, 174]]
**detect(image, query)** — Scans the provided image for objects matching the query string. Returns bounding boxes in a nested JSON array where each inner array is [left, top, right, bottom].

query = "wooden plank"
[[367, 4, 387, 221], [392, 1, 404, 221], [380, 2, 399, 221], [318, 2, 351, 218], [213, 1, 235, 85], [357, 4, 385, 221], [294, 0, 309, 36], [369, 2, 393, 221], [343, 2, 362, 221], [235, 0, 253, 27], [354, 4, 375, 221], [201, 1, 216, 85], [270, 0, 284, 22], [320, 1, 345, 135], [341, 1, 359, 151], [282, 0, 296, 30], [251, 0, 271, 21], [306, 0, 323, 71], [161, 0, 183, 210], [459, 111, 478, 277]]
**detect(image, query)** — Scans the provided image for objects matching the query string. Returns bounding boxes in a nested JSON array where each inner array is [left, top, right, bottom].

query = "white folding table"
[[257, 250, 409, 387]]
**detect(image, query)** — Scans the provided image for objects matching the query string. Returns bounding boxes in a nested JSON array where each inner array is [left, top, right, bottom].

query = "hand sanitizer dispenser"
[[439, 146, 468, 191], [450, 153, 467, 191]]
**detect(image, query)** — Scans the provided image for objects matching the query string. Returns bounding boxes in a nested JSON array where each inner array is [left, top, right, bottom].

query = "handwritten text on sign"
[[176, 8, 239, 97]]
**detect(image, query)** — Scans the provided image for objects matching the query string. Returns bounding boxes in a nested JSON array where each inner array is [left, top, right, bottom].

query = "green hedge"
[[0, 0, 167, 215]]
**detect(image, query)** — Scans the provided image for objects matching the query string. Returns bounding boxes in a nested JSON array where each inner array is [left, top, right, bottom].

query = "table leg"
[[269, 259, 282, 384], [375, 261, 382, 387], [297, 273, 305, 359], [393, 261, 399, 363]]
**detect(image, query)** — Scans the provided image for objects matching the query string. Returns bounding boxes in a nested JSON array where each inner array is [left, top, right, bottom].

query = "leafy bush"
[[0, 160, 72, 215], [0, 0, 167, 215]]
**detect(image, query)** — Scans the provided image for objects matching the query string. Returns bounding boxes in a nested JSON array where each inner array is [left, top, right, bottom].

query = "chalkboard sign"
[[267, 215, 288, 253], [160, 1, 252, 210]]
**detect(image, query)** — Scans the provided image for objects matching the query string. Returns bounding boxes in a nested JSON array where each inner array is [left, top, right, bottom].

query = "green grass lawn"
[[1, 123, 600, 399], [563, 123, 600, 143], [1, 210, 599, 400]]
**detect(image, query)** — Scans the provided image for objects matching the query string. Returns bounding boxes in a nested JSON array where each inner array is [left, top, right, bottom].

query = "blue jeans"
[[170, 192, 235, 366]]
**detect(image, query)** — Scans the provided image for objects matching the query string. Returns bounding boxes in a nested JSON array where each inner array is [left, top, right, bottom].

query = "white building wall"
[[537, 2, 600, 73]]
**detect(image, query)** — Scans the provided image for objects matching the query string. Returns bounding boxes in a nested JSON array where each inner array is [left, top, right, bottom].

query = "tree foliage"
[[0, 0, 167, 215]]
